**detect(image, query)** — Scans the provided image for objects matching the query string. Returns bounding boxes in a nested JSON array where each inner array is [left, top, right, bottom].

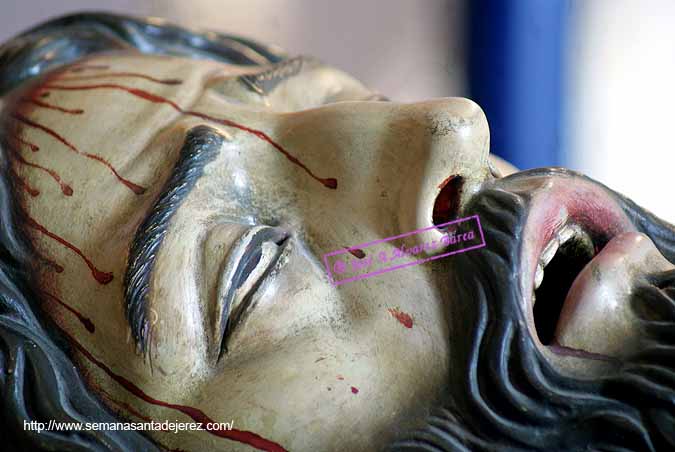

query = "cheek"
[[367, 265, 452, 370], [225, 243, 344, 354]]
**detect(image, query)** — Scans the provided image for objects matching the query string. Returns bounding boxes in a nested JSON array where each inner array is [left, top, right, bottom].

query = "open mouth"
[[461, 168, 675, 366], [532, 223, 596, 345], [496, 169, 644, 359]]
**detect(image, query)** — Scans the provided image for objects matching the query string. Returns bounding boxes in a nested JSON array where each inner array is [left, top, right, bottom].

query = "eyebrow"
[[123, 125, 226, 353]]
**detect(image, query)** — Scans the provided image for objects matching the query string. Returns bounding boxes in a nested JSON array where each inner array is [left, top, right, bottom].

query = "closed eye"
[[214, 225, 289, 359]]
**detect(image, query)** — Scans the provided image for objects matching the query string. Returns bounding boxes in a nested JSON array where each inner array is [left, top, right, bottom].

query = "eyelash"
[[216, 226, 289, 358]]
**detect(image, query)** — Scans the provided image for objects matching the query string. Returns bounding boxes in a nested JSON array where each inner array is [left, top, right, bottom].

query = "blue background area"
[[468, 0, 570, 169]]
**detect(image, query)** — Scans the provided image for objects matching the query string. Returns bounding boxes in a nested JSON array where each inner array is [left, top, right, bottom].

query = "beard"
[[391, 168, 675, 451]]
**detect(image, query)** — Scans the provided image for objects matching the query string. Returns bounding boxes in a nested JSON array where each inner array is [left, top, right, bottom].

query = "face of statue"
[[0, 52, 499, 451], [2, 50, 673, 451]]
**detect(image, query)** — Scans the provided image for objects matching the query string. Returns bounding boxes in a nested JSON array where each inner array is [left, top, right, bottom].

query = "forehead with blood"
[[3, 54, 337, 284]]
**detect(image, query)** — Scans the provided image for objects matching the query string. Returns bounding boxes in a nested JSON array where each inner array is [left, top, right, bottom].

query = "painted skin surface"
[[3, 48, 673, 451], [2, 52, 498, 451]]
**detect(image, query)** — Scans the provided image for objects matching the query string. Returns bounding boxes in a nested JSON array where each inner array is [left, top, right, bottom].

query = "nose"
[[397, 97, 491, 249]]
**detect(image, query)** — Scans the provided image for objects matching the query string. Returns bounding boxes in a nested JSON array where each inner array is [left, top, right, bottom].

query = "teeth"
[[558, 224, 575, 245], [534, 227, 574, 290], [533, 223, 597, 298], [540, 238, 559, 267], [534, 263, 544, 289]]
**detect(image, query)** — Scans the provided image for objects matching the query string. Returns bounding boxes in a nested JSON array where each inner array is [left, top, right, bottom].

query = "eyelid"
[[212, 225, 289, 359]]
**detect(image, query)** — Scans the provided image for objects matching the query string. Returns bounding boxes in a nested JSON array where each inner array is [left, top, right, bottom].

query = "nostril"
[[433, 175, 464, 228]]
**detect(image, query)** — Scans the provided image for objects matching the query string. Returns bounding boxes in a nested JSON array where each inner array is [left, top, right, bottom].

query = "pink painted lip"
[[515, 171, 637, 352]]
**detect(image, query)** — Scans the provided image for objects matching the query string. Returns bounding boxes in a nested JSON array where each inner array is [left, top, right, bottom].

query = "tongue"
[[554, 232, 674, 358]]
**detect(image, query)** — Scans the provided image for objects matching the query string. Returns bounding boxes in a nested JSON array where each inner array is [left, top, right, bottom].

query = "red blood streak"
[[70, 64, 110, 72], [24, 214, 113, 285], [60, 72, 182, 85], [351, 387, 359, 394], [13, 153, 73, 196], [43, 83, 338, 189], [9, 135, 39, 152], [10, 168, 40, 197], [12, 113, 145, 195], [99, 388, 155, 424], [59, 329, 287, 452], [387, 307, 413, 329], [42, 291, 95, 333], [548, 340, 619, 364], [21, 97, 84, 115], [98, 391, 192, 452], [100, 390, 193, 452], [41, 255, 64, 273], [347, 248, 366, 259], [45, 83, 183, 109]]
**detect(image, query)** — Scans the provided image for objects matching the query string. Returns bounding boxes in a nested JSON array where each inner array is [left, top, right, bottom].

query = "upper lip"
[[213, 225, 289, 359], [517, 172, 634, 299]]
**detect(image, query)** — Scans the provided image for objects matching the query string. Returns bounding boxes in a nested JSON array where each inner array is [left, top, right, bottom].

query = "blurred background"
[[1, 0, 673, 221]]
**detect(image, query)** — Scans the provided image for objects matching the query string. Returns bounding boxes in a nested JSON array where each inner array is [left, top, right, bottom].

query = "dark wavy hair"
[[391, 169, 675, 451], [0, 12, 281, 451]]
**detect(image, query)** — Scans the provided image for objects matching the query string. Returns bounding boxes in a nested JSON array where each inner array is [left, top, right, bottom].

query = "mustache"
[[391, 168, 675, 452]]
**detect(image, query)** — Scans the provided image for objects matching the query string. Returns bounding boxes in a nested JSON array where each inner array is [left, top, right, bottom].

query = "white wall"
[[566, 0, 675, 222]]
